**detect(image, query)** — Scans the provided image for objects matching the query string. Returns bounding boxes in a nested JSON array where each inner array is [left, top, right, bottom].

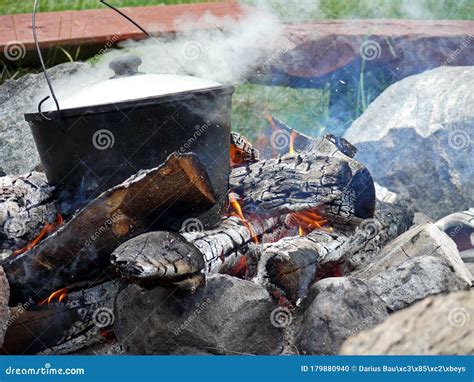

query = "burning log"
[[111, 214, 284, 286], [0, 172, 57, 256], [259, 116, 376, 225], [1, 281, 119, 355], [111, 231, 205, 291], [247, 200, 413, 304], [3, 153, 217, 305], [229, 153, 354, 216], [230, 132, 260, 167]]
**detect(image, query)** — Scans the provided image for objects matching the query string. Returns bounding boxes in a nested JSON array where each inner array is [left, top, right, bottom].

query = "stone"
[[367, 255, 470, 311], [0, 266, 10, 347], [435, 208, 474, 253], [343, 66, 474, 220], [355, 222, 473, 288], [0, 62, 89, 175], [296, 277, 388, 355], [114, 274, 283, 355], [340, 289, 474, 355]]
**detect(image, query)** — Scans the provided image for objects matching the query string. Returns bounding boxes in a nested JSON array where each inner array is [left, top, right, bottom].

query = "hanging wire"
[[33, 0, 61, 115], [99, 0, 190, 75]]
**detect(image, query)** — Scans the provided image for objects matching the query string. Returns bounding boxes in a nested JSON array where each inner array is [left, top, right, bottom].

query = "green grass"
[[245, 0, 474, 21], [0, 0, 209, 15], [232, 83, 329, 141], [0, 0, 472, 18]]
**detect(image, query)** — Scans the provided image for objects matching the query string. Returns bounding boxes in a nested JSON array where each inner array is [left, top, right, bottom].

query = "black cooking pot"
[[24, 55, 234, 222]]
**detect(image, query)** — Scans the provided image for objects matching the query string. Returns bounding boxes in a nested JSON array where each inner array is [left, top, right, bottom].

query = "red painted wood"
[[0, 1, 249, 51]]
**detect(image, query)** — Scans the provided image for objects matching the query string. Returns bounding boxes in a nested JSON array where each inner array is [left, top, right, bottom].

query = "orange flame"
[[298, 226, 304, 237], [13, 213, 64, 256], [289, 209, 328, 234], [229, 193, 259, 244], [39, 287, 68, 305], [289, 131, 297, 155]]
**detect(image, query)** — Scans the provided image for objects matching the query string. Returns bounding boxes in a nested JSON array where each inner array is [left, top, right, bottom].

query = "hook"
[[33, 0, 62, 117]]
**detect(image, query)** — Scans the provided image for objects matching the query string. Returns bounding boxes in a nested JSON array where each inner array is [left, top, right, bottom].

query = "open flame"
[[13, 213, 64, 256], [288, 209, 328, 233], [39, 287, 68, 305], [289, 130, 297, 155], [229, 193, 259, 244]]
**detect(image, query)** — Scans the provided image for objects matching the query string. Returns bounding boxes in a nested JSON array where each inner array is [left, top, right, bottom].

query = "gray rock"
[[296, 277, 388, 355], [436, 208, 474, 253], [0, 62, 89, 175], [344, 66, 473, 220], [340, 289, 474, 355], [114, 274, 283, 355], [367, 255, 469, 311], [356, 222, 473, 288], [0, 266, 10, 347]]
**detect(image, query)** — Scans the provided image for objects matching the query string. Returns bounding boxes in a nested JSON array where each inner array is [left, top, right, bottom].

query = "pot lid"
[[42, 55, 224, 112]]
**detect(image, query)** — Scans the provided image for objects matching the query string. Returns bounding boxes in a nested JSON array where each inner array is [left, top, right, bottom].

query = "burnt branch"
[[0, 172, 57, 254], [230, 154, 353, 216], [2, 153, 217, 305], [1, 281, 119, 355]]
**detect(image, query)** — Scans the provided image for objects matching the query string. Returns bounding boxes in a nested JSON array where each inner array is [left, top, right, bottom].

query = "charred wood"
[[230, 132, 260, 167], [1, 281, 119, 355], [111, 214, 284, 286], [0, 172, 57, 255], [2, 153, 216, 305], [229, 154, 353, 216], [260, 116, 376, 223]]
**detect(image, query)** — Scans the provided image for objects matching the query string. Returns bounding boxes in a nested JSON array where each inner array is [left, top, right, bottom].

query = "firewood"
[[230, 132, 260, 167], [229, 154, 353, 216], [111, 214, 284, 287], [0, 172, 57, 255], [1, 281, 119, 355], [111, 231, 205, 291], [2, 153, 217, 305], [248, 201, 413, 303], [260, 116, 376, 224]]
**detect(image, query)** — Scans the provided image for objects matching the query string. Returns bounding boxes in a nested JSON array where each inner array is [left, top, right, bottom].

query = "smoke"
[[47, 5, 284, 102]]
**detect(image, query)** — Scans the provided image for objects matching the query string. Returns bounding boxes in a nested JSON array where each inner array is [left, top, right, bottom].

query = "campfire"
[[0, 112, 418, 355]]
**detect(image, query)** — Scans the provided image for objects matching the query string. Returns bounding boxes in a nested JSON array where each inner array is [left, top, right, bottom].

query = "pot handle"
[[33, 0, 62, 119]]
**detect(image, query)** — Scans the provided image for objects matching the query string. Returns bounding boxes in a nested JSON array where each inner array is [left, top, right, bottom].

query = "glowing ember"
[[13, 213, 64, 256], [298, 226, 304, 237], [39, 287, 68, 305], [230, 145, 247, 167], [288, 209, 328, 233], [228, 255, 248, 277], [229, 193, 259, 244]]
